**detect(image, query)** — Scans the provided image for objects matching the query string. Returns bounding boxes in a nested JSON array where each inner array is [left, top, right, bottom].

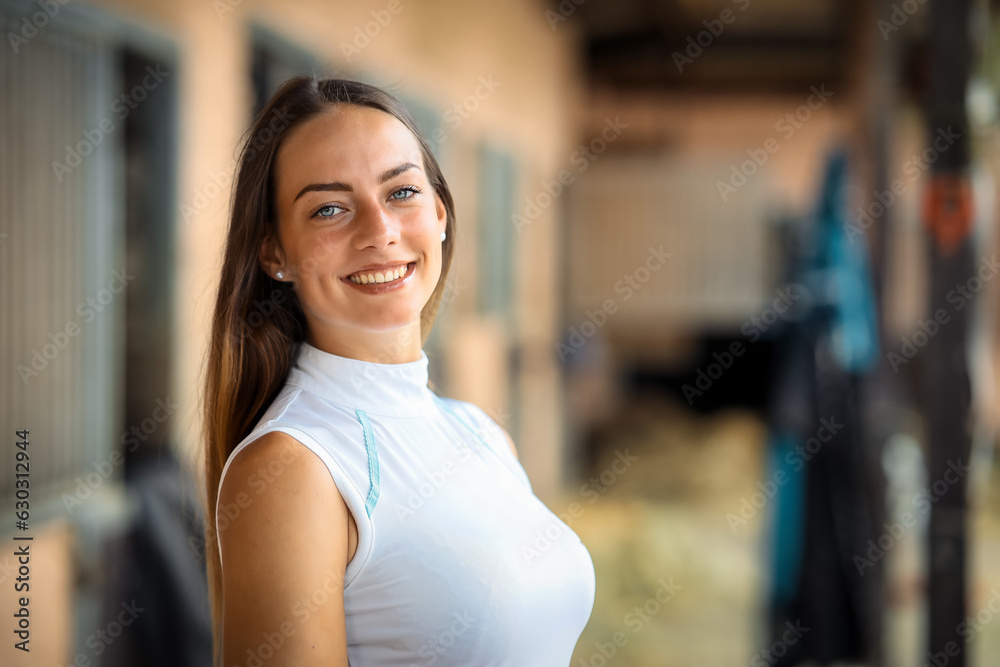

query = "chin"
[[361, 307, 424, 331]]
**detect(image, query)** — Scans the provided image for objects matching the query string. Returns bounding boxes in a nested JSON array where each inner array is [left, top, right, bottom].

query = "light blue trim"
[[355, 409, 380, 518]]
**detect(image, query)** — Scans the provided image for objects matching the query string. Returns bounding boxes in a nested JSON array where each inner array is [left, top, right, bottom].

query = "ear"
[[259, 231, 287, 280], [435, 193, 448, 237]]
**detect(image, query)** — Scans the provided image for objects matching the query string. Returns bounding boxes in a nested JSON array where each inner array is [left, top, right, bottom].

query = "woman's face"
[[262, 104, 447, 361]]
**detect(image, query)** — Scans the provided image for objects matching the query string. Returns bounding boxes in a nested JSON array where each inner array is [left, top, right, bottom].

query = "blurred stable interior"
[[3, 0, 1000, 665]]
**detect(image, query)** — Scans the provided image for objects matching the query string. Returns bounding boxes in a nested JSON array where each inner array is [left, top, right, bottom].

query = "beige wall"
[[566, 88, 851, 366], [584, 87, 850, 213]]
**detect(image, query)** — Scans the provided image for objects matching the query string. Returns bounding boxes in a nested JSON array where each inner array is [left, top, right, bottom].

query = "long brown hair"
[[198, 76, 456, 666]]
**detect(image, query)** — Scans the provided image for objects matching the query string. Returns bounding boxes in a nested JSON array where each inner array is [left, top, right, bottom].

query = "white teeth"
[[349, 264, 410, 285]]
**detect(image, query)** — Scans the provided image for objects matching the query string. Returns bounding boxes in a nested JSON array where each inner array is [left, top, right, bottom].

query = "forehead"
[[274, 105, 424, 192]]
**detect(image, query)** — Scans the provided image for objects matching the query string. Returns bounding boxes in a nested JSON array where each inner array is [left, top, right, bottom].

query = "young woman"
[[200, 77, 596, 666]]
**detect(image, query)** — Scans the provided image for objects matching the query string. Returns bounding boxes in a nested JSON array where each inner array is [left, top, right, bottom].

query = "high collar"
[[286, 341, 436, 418]]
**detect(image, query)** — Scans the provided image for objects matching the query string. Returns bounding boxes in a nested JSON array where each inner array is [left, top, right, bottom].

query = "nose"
[[353, 197, 400, 249]]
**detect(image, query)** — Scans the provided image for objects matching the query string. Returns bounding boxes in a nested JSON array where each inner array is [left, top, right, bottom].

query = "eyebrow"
[[292, 162, 420, 203]]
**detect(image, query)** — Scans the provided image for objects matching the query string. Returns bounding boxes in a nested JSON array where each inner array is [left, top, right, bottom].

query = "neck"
[[306, 321, 423, 364]]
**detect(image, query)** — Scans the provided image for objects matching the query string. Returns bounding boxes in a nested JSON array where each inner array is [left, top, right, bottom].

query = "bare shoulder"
[[498, 425, 519, 461], [218, 430, 350, 666]]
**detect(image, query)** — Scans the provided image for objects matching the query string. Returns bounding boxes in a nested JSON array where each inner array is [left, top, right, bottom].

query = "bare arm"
[[500, 426, 519, 461], [218, 431, 351, 666]]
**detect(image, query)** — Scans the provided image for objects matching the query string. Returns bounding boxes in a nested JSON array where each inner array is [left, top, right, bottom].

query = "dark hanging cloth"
[[98, 447, 213, 667], [762, 148, 884, 665]]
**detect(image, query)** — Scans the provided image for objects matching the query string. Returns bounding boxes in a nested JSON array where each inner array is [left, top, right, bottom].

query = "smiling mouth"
[[346, 262, 415, 285]]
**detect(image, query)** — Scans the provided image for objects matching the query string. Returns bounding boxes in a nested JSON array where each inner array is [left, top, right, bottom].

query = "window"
[[476, 142, 517, 326], [249, 23, 323, 119]]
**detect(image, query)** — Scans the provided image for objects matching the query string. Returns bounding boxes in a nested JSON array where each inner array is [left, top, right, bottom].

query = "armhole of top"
[[217, 425, 376, 590]]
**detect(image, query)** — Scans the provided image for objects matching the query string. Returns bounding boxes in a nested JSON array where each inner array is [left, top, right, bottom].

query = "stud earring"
[[275, 271, 284, 280], [440, 231, 447, 242]]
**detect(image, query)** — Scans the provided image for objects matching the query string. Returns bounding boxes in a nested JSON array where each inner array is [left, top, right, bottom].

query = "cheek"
[[294, 234, 344, 276], [405, 203, 440, 230]]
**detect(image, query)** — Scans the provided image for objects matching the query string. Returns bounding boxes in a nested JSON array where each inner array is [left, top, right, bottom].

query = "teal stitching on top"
[[354, 408, 380, 518]]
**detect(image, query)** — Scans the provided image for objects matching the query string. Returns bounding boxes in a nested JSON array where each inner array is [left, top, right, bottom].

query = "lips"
[[344, 261, 416, 286], [344, 260, 413, 278]]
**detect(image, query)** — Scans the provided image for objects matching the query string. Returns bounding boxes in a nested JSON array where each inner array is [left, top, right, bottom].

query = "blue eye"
[[390, 186, 420, 200], [312, 204, 345, 219]]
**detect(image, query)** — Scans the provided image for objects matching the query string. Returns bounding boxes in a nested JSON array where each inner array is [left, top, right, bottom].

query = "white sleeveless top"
[[217, 341, 596, 665]]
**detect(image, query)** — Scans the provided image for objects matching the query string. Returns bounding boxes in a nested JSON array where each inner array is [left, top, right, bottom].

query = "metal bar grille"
[[1, 4, 123, 501]]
